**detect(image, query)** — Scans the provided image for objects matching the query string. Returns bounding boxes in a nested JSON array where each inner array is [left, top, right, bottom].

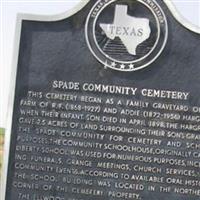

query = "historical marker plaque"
[[2, 0, 200, 200]]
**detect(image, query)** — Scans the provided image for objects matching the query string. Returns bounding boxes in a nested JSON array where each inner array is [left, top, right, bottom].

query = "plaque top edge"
[[15, 0, 200, 34]]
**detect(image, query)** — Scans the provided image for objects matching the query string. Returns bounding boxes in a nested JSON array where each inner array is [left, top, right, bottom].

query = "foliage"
[[0, 128, 5, 177]]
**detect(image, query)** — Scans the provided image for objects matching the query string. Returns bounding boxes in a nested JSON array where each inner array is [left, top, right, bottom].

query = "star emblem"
[[120, 64, 125, 69], [129, 64, 134, 69], [104, 60, 108, 69], [111, 62, 117, 67]]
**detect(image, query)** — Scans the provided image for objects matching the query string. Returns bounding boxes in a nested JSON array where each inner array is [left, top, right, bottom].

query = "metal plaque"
[[1, 0, 200, 200]]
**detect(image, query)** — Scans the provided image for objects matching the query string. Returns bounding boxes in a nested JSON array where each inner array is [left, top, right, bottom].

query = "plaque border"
[[164, 0, 200, 34], [1, 0, 200, 199], [0, 1, 90, 199]]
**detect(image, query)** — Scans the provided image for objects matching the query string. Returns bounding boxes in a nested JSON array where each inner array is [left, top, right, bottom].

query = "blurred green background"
[[0, 128, 5, 177]]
